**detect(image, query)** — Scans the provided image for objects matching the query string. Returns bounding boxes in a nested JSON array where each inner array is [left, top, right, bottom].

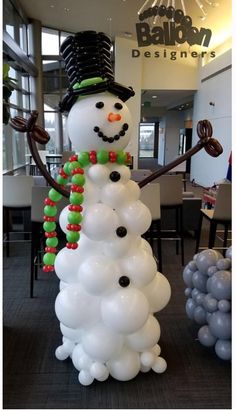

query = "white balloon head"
[[67, 92, 133, 152]]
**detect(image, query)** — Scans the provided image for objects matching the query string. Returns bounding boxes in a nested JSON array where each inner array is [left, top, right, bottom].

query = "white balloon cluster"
[[54, 162, 171, 385], [183, 248, 231, 360]]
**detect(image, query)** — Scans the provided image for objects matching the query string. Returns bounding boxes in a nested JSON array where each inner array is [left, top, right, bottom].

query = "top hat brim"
[[59, 80, 135, 112]]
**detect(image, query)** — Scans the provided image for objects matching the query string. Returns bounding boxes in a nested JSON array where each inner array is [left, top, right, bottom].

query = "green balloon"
[[44, 205, 57, 217], [71, 174, 85, 186], [43, 252, 56, 265], [48, 188, 62, 202], [46, 237, 58, 247], [63, 161, 72, 176], [78, 151, 90, 167], [69, 192, 84, 205], [66, 231, 80, 242], [68, 211, 82, 225], [97, 150, 109, 164], [117, 151, 126, 164], [43, 221, 56, 232], [56, 175, 68, 185], [68, 161, 80, 173]]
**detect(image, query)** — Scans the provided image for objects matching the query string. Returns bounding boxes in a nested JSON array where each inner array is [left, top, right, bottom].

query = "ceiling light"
[[138, 0, 220, 20], [124, 31, 132, 37], [64, 7, 70, 12], [152, 95, 158, 98]]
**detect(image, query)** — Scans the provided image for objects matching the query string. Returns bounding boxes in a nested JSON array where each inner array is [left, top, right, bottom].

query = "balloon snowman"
[[42, 31, 171, 386]]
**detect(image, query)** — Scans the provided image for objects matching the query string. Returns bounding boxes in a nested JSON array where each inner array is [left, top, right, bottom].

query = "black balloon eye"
[[114, 102, 123, 110], [96, 101, 104, 109], [119, 276, 130, 288], [110, 171, 121, 182], [116, 226, 127, 237]]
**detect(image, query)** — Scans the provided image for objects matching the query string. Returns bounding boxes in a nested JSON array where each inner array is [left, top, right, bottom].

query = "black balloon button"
[[114, 102, 123, 110], [110, 171, 121, 182], [95, 101, 104, 109], [116, 226, 127, 237], [119, 276, 130, 288]]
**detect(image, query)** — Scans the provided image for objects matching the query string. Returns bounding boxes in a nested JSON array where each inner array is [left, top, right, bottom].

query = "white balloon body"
[[54, 91, 171, 385]]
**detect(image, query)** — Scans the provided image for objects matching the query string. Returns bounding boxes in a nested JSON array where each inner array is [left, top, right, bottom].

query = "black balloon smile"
[[93, 123, 129, 143]]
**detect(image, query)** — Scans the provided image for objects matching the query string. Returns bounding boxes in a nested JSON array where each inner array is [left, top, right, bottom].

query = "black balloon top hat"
[[59, 31, 135, 112]]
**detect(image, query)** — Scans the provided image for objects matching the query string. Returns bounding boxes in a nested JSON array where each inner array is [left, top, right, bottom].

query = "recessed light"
[[50, 4, 55, 8], [124, 31, 132, 37], [152, 95, 157, 99], [64, 7, 70, 12]]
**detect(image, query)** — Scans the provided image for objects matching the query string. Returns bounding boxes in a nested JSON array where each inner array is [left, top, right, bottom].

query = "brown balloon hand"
[[10, 111, 70, 197]]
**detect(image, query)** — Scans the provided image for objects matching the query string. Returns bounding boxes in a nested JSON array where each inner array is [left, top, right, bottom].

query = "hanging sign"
[[136, 5, 212, 48]]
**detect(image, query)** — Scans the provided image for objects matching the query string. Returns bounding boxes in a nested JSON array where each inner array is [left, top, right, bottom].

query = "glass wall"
[[3, 0, 28, 52], [3, 0, 32, 173], [139, 123, 159, 158], [42, 27, 72, 153]]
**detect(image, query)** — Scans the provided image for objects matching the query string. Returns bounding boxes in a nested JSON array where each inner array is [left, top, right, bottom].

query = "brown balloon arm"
[[139, 141, 204, 188], [10, 112, 223, 195]]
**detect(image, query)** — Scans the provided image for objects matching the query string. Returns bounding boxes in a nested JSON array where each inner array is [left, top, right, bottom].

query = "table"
[[26, 153, 62, 175], [46, 154, 62, 174]]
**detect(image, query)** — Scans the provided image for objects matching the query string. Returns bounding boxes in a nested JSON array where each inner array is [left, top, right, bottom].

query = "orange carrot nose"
[[107, 112, 121, 122]]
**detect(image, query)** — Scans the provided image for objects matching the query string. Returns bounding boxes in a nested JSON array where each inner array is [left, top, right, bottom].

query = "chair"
[[168, 160, 187, 191], [61, 150, 75, 165], [31, 186, 69, 297], [140, 183, 162, 272], [131, 169, 152, 182], [154, 174, 184, 266], [30, 150, 49, 175], [3, 175, 34, 257], [195, 183, 231, 254]]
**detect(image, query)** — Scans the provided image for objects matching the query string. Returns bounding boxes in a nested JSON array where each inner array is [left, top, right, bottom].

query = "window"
[[3, 0, 32, 172], [42, 27, 72, 153], [139, 123, 159, 158], [3, 0, 28, 53], [42, 27, 59, 55]]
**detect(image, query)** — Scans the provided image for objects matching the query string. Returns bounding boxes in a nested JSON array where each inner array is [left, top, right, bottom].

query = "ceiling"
[[17, 0, 232, 111], [18, 0, 231, 47], [141, 89, 195, 110]]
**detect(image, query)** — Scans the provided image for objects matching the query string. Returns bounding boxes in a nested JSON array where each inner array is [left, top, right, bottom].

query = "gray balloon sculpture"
[[183, 247, 231, 361]]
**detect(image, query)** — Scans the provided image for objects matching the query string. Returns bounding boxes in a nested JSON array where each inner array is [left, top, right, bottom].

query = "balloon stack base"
[[54, 334, 167, 386], [183, 247, 231, 361]]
